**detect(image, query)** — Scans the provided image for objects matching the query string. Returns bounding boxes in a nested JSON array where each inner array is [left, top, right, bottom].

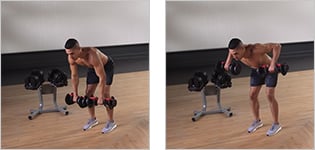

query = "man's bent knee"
[[265, 88, 275, 100], [266, 93, 276, 102], [250, 88, 260, 101], [250, 94, 259, 101], [86, 84, 97, 97]]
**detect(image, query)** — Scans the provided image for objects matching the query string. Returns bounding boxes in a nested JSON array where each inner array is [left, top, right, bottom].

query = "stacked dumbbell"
[[256, 63, 289, 76], [48, 69, 68, 87], [24, 68, 68, 90], [65, 93, 117, 109], [24, 70, 45, 90], [188, 72, 209, 91]]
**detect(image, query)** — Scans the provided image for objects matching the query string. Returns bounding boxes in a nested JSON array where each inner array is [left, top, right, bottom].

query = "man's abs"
[[241, 53, 272, 69]]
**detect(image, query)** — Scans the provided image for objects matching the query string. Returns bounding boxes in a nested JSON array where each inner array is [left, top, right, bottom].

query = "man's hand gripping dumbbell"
[[256, 63, 289, 76]]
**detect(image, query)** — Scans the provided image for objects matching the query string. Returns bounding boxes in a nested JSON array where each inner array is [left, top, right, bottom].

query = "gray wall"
[[1, 0, 149, 54], [166, 1, 314, 52]]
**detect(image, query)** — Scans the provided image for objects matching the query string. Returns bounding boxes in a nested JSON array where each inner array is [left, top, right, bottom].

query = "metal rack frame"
[[192, 84, 233, 122], [28, 83, 69, 120]]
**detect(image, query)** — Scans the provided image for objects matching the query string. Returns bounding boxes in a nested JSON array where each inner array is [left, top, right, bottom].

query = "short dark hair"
[[64, 38, 78, 49], [228, 38, 242, 49]]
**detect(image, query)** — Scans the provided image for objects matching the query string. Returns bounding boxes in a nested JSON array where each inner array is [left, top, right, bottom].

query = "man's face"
[[229, 44, 244, 61], [65, 46, 80, 60]]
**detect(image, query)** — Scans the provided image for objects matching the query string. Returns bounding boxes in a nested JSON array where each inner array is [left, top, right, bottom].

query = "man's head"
[[228, 38, 245, 60], [65, 38, 81, 60]]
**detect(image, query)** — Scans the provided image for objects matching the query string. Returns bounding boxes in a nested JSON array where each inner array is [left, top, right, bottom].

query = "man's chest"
[[75, 59, 93, 68]]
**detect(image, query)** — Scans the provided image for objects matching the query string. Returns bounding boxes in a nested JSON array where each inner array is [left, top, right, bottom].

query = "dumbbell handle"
[[65, 93, 117, 109], [86, 97, 114, 103], [84, 96, 116, 108], [221, 61, 241, 75], [257, 63, 289, 76], [69, 93, 97, 101], [70, 93, 85, 102]]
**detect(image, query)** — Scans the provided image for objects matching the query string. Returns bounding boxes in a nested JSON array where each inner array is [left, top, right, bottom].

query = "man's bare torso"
[[73, 47, 108, 68], [240, 44, 272, 69]]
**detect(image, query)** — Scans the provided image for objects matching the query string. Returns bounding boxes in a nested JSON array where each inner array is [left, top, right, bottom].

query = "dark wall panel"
[[2, 43, 149, 85], [167, 41, 314, 85]]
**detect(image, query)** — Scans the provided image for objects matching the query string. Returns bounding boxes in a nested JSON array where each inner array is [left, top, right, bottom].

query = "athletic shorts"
[[86, 56, 114, 85], [250, 68, 278, 87]]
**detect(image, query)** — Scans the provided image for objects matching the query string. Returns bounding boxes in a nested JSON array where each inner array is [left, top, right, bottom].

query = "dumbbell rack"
[[28, 83, 69, 120], [192, 84, 233, 122]]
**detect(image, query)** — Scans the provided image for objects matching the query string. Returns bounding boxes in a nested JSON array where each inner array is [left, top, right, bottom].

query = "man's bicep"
[[94, 64, 106, 82], [90, 52, 106, 77]]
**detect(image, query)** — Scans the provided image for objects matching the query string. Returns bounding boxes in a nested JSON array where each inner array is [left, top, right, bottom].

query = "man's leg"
[[102, 57, 116, 134], [265, 87, 282, 136], [265, 87, 279, 124], [249, 86, 262, 121], [82, 83, 98, 131], [104, 58, 115, 122], [247, 86, 264, 133], [85, 84, 98, 119], [104, 85, 114, 121], [265, 72, 281, 136], [102, 84, 117, 134]]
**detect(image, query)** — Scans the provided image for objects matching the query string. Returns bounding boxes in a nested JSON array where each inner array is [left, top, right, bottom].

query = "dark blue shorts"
[[86, 56, 114, 85], [250, 69, 278, 87]]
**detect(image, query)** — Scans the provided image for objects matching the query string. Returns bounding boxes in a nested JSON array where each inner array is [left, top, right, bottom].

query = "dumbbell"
[[48, 69, 68, 87], [24, 70, 45, 90], [85, 96, 118, 109], [78, 96, 99, 108], [211, 71, 232, 88], [216, 60, 242, 75], [188, 72, 208, 91], [65, 93, 94, 108], [65, 93, 87, 108], [256, 63, 289, 76]]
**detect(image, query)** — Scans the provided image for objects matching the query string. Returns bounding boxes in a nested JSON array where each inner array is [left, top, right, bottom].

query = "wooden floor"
[[1, 71, 149, 149], [167, 70, 314, 149]]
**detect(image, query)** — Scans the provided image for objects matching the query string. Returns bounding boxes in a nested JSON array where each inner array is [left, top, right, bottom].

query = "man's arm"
[[68, 56, 79, 100], [264, 43, 282, 72], [89, 51, 107, 103], [224, 51, 233, 71]]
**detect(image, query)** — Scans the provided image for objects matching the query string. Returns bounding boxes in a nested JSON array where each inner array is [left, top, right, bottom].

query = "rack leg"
[[28, 109, 40, 120], [28, 84, 69, 120], [52, 89, 69, 115]]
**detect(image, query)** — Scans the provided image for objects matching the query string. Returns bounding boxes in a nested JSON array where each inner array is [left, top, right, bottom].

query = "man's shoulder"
[[252, 43, 264, 47], [250, 43, 271, 54], [251, 43, 269, 50], [83, 47, 101, 55], [82, 47, 95, 51], [68, 57, 76, 65]]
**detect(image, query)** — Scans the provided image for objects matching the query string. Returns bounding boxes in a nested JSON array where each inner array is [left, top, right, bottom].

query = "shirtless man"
[[64, 38, 117, 133], [224, 38, 282, 136]]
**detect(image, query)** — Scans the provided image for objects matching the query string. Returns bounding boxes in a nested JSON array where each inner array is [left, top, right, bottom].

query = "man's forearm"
[[271, 44, 281, 64], [224, 52, 233, 70], [71, 75, 79, 96], [98, 81, 106, 99]]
